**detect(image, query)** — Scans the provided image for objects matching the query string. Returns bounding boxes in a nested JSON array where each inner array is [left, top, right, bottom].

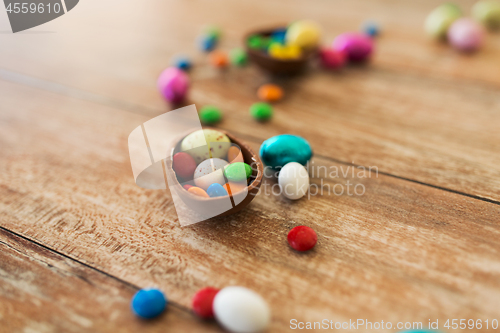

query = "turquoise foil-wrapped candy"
[[259, 134, 313, 170]]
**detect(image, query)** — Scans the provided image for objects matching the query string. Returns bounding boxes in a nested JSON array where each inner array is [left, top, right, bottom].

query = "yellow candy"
[[268, 43, 302, 60], [285, 20, 321, 49]]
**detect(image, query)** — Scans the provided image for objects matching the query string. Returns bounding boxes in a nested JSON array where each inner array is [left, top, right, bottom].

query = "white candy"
[[213, 286, 270, 333], [193, 158, 228, 190], [278, 162, 309, 200]]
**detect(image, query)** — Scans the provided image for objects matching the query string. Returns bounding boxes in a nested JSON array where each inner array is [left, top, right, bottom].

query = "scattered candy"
[[188, 186, 210, 198], [209, 50, 229, 68], [207, 183, 229, 197], [287, 226, 317, 251], [472, 0, 500, 29], [230, 48, 248, 66], [194, 158, 229, 190], [257, 84, 284, 102], [227, 146, 244, 164], [213, 286, 271, 333], [268, 43, 302, 59], [278, 162, 310, 200], [448, 18, 484, 52], [200, 35, 217, 52], [157, 67, 189, 103], [131, 288, 167, 319], [181, 129, 231, 163], [173, 152, 197, 179], [174, 56, 192, 71], [424, 3, 462, 39], [199, 105, 223, 125], [192, 287, 220, 319], [260, 134, 313, 170], [223, 182, 248, 195], [332, 32, 374, 62], [363, 21, 380, 37], [285, 20, 322, 49], [250, 102, 273, 121], [319, 48, 347, 69], [224, 162, 252, 182], [204, 25, 222, 41]]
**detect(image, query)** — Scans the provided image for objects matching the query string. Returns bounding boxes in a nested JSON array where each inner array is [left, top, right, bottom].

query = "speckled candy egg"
[[181, 129, 231, 164], [279, 162, 310, 200], [259, 134, 313, 170], [332, 33, 374, 62], [213, 286, 270, 333], [193, 158, 228, 190], [157, 67, 189, 103], [447, 18, 485, 52], [286, 20, 322, 49]]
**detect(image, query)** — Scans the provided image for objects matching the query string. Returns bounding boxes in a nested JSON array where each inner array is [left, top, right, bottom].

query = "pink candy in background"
[[157, 67, 189, 103], [332, 32, 374, 62], [447, 18, 485, 52], [319, 48, 347, 69]]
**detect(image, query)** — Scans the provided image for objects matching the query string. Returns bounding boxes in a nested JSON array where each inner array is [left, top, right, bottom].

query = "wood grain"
[[0, 0, 499, 202], [0, 79, 499, 332], [0, 228, 221, 333]]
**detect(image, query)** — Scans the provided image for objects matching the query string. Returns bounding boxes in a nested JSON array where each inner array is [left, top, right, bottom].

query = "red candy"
[[173, 152, 197, 179], [287, 226, 317, 251], [192, 287, 220, 319], [319, 48, 346, 69], [183, 184, 193, 190]]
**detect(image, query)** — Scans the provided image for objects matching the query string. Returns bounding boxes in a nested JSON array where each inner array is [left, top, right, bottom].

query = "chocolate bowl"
[[245, 25, 319, 75], [166, 128, 263, 221]]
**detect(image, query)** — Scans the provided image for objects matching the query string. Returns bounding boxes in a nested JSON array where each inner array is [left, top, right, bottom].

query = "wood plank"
[[1, 0, 499, 201], [0, 228, 221, 333], [1, 80, 499, 332]]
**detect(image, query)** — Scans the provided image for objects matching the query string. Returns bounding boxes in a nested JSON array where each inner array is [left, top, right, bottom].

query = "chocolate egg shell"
[[245, 25, 318, 75], [167, 128, 263, 219]]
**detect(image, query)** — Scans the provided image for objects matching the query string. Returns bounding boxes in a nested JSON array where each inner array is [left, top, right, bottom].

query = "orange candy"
[[209, 51, 229, 68], [188, 186, 209, 198], [223, 182, 248, 196], [257, 84, 284, 102], [227, 146, 244, 163]]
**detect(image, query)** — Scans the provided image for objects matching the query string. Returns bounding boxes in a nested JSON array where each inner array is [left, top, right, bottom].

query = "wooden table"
[[1, 0, 499, 332]]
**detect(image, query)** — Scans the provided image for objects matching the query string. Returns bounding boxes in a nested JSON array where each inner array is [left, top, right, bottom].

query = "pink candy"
[[332, 32, 374, 62], [319, 48, 347, 69], [157, 67, 189, 103], [447, 18, 484, 52]]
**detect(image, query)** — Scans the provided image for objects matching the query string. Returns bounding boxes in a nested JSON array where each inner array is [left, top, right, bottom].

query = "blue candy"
[[207, 183, 228, 197], [131, 288, 167, 319], [271, 28, 287, 44], [174, 57, 192, 71], [363, 21, 380, 37], [199, 35, 217, 52], [260, 134, 313, 171]]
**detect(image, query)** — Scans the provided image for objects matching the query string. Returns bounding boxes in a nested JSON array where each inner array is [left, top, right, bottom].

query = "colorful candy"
[[230, 48, 248, 66], [193, 158, 228, 190], [260, 134, 313, 170], [472, 1, 500, 29], [270, 28, 287, 44], [213, 286, 271, 333], [174, 56, 192, 71], [319, 48, 347, 69], [424, 3, 462, 39], [172, 152, 197, 179], [285, 20, 322, 49], [181, 129, 231, 164], [224, 162, 252, 182], [447, 18, 484, 52], [268, 43, 301, 59], [250, 102, 273, 121], [157, 67, 189, 103], [199, 105, 223, 125], [131, 288, 167, 319], [200, 35, 217, 52], [287, 226, 317, 251], [227, 146, 244, 164], [207, 183, 229, 197], [257, 84, 284, 102], [188, 186, 209, 198], [363, 21, 380, 37], [332, 33, 374, 62], [278, 162, 310, 200], [209, 50, 229, 68], [192, 287, 220, 319], [204, 25, 221, 41]]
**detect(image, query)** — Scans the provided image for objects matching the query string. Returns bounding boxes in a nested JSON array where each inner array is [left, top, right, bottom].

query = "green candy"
[[250, 102, 273, 122], [230, 48, 248, 66], [199, 106, 222, 125], [224, 162, 252, 182], [425, 3, 462, 39], [205, 25, 221, 41], [472, 1, 500, 29], [247, 35, 271, 50]]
